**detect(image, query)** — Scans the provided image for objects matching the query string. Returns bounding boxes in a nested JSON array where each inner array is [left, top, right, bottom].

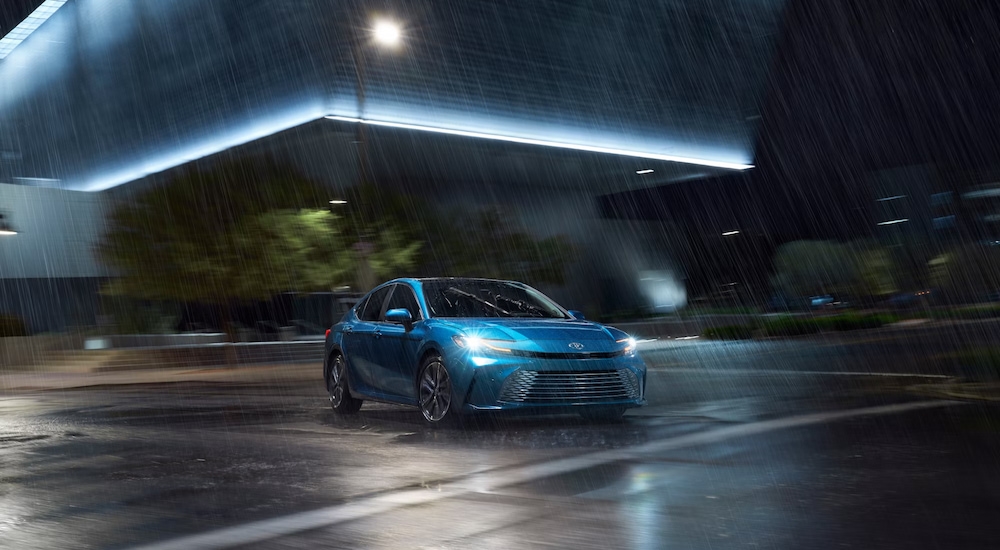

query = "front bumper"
[[451, 351, 647, 412]]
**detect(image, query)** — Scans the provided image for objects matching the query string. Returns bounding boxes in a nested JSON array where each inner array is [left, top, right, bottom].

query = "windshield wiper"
[[445, 287, 511, 316], [495, 295, 546, 317]]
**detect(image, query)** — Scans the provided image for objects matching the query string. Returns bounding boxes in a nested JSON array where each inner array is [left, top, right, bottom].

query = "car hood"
[[441, 318, 621, 353]]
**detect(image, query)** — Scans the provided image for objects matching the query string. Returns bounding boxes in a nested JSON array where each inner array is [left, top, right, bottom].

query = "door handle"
[[374, 329, 382, 339], [344, 326, 353, 333]]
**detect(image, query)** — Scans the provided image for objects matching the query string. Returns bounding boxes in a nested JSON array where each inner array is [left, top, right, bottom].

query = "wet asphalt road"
[[2, 329, 1000, 549]]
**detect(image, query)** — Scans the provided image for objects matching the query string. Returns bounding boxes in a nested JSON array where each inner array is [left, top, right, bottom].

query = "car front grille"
[[498, 369, 641, 404], [506, 349, 625, 360]]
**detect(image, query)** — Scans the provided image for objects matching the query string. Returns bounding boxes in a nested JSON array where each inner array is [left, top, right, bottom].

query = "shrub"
[[820, 312, 898, 331], [758, 316, 821, 337], [932, 304, 1000, 320], [0, 314, 29, 337], [702, 325, 754, 340]]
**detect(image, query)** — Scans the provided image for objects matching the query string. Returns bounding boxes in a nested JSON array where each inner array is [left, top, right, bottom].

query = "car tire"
[[327, 353, 363, 414], [417, 354, 458, 425], [579, 406, 627, 423]]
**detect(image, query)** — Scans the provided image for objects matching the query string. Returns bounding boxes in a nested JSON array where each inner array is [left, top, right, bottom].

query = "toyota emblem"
[[568, 342, 584, 350]]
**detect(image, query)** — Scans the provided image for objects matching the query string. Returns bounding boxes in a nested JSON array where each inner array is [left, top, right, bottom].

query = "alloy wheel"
[[419, 360, 452, 423], [328, 356, 346, 408]]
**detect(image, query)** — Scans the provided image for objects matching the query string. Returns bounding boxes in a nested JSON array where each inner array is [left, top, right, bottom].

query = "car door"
[[370, 283, 424, 402], [342, 285, 392, 394]]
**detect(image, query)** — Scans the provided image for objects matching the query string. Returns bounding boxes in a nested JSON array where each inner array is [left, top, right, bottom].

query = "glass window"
[[359, 286, 392, 322], [385, 284, 422, 320], [422, 280, 567, 319]]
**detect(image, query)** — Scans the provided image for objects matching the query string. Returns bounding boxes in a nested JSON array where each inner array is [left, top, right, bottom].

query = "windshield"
[[422, 280, 568, 319]]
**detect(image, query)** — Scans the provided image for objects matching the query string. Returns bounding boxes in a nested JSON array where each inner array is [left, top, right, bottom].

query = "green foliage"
[[431, 208, 575, 285], [930, 245, 1000, 302], [771, 241, 857, 298], [0, 314, 28, 337], [760, 313, 897, 336], [107, 300, 179, 335], [680, 306, 762, 318], [856, 246, 898, 297], [99, 164, 572, 305], [815, 312, 898, 331], [367, 228, 423, 280], [98, 159, 357, 304], [757, 316, 822, 337], [930, 304, 1000, 320], [248, 209, 355, 292], [771, 240, 897, 300], [702, 325, 754, 340]]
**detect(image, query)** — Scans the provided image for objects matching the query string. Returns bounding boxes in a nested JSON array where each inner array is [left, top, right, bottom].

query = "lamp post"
[[346, 18, 402, 292], [350, 18, 402, 188]]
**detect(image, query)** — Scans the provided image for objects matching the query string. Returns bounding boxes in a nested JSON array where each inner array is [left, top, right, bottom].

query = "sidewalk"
[[0, 362, 322, 392]]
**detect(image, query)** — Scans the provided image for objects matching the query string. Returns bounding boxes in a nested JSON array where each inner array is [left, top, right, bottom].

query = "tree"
[[771, 241, 861, 299], [771, 240, 902, 304], [340, 185, 576, 286], [99, 159, 428, 331], [854, 242, 898, 298], [97, 159, 357, 335], [930, 245, 1000, 302], [429, 208, 575, 285]]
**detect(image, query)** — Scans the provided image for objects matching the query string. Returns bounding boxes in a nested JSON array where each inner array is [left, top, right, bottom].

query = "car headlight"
[[616, 336, 638, 355], [452, 335, 512, 352]]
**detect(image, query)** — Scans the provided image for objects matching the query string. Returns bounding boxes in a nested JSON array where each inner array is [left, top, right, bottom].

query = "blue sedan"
[[324, 278, 646, 424]]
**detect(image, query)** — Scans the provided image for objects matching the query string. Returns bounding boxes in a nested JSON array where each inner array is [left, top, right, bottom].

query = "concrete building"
[[0, 0, 787, 331]]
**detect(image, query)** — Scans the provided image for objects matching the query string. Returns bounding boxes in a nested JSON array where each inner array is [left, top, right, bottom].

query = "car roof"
[[412, 277, 516, 284], [376, 277, 523, 293]]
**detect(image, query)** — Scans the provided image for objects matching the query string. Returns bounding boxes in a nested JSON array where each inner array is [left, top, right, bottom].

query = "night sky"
[[754, 0, 1000, 238]]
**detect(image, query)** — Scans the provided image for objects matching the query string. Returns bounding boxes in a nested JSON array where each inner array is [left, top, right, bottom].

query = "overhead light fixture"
[[0, 0, 69, 60], [876, 195, 906, 202], [635, 169, 655, 175], [325, 116, 754, 170], [878, 219, 909, 226], [722, 230, 740, 236], [329, 199, 348, 205]]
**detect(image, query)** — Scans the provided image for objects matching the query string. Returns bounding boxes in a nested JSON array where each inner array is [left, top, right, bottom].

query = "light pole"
[[347, 18, 402, 292], [350, 18, 402, 188]]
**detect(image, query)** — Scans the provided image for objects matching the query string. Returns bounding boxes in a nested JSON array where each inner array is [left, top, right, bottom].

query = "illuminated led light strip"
[[0, 0, 68, 60], [81, 106, 326, 191], [877, 218, 909, 226], [325, 115, 754, 170]]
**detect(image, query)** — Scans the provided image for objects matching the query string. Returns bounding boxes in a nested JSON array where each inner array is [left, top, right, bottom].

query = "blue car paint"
[[325, 278, 647, 415]]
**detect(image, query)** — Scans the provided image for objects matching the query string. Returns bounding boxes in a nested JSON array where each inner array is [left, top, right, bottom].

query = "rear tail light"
[[325, 329, 331, 338]]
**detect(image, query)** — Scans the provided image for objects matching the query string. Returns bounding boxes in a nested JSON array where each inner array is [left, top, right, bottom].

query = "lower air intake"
[[498, 369, 640, 403]]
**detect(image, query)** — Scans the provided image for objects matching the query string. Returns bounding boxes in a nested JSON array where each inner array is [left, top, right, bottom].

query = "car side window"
[[384, 284, 422, 321], [359, 286, 392, 322]]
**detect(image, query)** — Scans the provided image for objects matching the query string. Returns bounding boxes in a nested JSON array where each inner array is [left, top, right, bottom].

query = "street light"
[[351, 17, 404, 188], [373, 20, 401, 46]]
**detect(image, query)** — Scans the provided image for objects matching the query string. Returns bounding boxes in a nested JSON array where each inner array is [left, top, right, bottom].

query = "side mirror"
[[568, 310, 586, 320], [385, 308, 413, 329]]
